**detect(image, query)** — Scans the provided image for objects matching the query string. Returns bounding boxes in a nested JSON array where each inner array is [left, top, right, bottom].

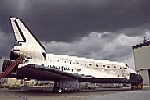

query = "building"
[[0, 55, 5, 86], [133, 37, 150, 85]]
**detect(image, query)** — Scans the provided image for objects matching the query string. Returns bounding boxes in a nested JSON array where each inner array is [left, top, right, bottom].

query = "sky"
[[0, 0, 150, 69]]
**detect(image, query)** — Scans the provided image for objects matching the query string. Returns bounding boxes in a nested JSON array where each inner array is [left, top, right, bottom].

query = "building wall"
[[133, 46, 150, 70], [139, 69, 149, 85], [133, 41, 150, 85], [0, 56, 6, 84], [0, 56, 2, 72]]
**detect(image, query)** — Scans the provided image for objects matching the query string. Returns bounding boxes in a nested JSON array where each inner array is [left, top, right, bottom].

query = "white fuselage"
[[17, 53, 134, 79]]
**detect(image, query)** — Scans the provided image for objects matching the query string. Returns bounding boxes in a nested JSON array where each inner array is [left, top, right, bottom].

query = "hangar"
[[133, 37, 150, 86]]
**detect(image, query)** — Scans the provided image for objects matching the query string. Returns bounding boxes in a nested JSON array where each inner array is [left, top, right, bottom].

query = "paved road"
[[88, 87, 150, 100], [0, 87, 149, 100]]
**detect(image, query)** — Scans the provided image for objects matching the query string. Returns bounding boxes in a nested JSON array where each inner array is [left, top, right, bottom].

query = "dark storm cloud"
[[102, 46, 132, 61], [43, 32, 132, 60], [0, 0, 150, 42], [119, 27, 149, 37], [101, 32, 120, 42], [0, 0, 21, 32], [0, 31, 15, 57]]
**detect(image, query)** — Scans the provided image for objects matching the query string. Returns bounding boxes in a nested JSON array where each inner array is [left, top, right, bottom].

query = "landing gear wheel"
[[58, 88, 63, 93]]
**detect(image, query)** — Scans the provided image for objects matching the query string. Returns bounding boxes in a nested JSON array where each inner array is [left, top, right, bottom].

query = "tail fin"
[[10, 17, 46, 51], [10, 17, 46, 60]]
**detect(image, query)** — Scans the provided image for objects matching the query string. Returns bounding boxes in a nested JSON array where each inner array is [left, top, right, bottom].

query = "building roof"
[[132, 37, 150, 50]]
